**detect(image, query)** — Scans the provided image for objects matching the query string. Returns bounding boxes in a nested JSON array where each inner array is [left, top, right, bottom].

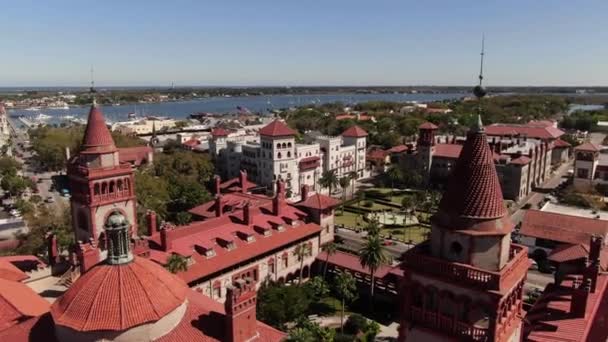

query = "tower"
[[416, 122, 438, 181], [225, 278, 258, 342], [399, 37, 529, 342], [209, 127, 229, 178], [258, 120, 297, 195], [67, 100, 137, 271], [341, 125, 368, 179]]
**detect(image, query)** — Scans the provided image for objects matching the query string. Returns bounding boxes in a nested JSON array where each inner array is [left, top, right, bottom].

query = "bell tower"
[[416, 122, 438, 182], [399, 38, 529, 342], [67, 100, 137, 270]]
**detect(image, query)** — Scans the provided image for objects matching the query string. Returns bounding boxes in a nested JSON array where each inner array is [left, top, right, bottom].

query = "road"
[[7, 117, 67, 208]]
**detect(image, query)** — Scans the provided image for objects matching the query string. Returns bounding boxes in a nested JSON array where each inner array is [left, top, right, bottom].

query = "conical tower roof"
[[434, 116, 512, 233], [81, 100, 116, 154]]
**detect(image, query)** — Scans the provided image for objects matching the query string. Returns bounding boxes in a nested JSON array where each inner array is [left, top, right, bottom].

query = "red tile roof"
[[419, 122, 439, 130], [575, 142, 602, 152], [81, 103, 117, 154], [525, 275, 608, 342], [259, 120, 296, 137], [0, 261, 28, 282], [341, 125, 368, 137], [0, 255, 46, 282], [118, 146, 153, 166], [436, 126, 511, 231], [485, 123, 564, 140], [211, 127, 229, 137], [433, 143, 462, 159], [553, 138, 572, 148], [388, 145, 408, 153], [51, 257, 188, 332], [548, 244, 608, 270], [367, 149, 389, 161], [317, 250, 398, 279], [157, 291, 285, 342], [298, 193, 340, 210], [0, 278, 50, 330], [510, 155, 532, 165], [520, 210, 608, 245]]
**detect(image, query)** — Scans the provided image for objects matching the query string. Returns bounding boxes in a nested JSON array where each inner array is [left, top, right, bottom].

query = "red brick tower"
[[399, 118, 529, 342], [417, 122, 438, 181], [67, 100, 137, 272], [225, 278, 258, 342]]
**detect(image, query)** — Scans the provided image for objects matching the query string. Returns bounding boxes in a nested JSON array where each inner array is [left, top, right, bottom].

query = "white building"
[[209, 120, 368, 198]]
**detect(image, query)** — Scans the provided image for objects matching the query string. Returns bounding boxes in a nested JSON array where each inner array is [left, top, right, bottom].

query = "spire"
[[104, 211, 133, 265], [81, 103, 117, 154], [471, 114, 484, 133]]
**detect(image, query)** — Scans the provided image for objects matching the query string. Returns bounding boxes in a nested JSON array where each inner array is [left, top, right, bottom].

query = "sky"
[[1, 0, 607, 87]]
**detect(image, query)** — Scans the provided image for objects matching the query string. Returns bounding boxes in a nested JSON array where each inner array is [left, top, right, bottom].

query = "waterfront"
[[5, 92, 466, 125]]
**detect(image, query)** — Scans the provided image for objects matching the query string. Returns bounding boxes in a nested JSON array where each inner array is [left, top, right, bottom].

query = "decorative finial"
[[89, 66, 98, 106], [471, 114, 484, 133], [473, 34, 487, 99]]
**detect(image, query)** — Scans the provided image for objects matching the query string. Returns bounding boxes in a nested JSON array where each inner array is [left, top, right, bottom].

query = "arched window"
[[287, 151, 291, 158], [282, 143, 287, 149], [94, 183, 100, 196], [117, 179, 123, 192], [101, 182, 108, 195], [277, 152, 282, 159], [109, 181, 115, 193], [288, 142, 292, 148], [276, 143, 281, 149]]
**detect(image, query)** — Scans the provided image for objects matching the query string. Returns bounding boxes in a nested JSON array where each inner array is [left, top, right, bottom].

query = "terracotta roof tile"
[[118, 146, 153, 166], [485, 123, 564, 140], [341, 125, 368, 137], [388, 145, 408, 153], [259, 120, 296, 137], [298, 193, 340, 210], [437, 128, 508, 221], [0, 278, 50, 325], [433, 143, 462, 159], [553, 138, 572, 148], [81, 103, 117, 154], [575, 142, 602, 152], [510, 155, 532, 165], [419, 122, 439, 130], [51, 257, 188, 332], [520, 210, 608, 245]]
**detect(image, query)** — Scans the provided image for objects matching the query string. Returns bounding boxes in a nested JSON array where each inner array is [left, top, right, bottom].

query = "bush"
[[363, 200, 374, 208], [334, 333, 357, 342], [344, 313, 368, 335]]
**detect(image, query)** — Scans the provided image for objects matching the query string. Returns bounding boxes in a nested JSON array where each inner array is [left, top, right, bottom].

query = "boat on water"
[[60, 115, 75, 120], [24, 106, 41, 111], [33, 113, 52, 121]]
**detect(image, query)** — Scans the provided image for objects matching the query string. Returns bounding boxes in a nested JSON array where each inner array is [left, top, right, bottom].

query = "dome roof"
[[51, 257, 188, 332], [106, 211, 128, 228]]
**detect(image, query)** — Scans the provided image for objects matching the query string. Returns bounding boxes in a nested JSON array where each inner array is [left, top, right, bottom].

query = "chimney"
[[47, 233, 59, 266], [160, 225, 172, 251], [215, 175, 221, 196], [215, 195, 223, 217], [239, 170, 247, 193], [146, 211, 157, 236], [273, 180, 285, 216], [571, 278, 591, 318], [589, 236, 603, 292], [225, 278, 258, 342], [243, 201, 251, 225], [301, 184, 309, 202]]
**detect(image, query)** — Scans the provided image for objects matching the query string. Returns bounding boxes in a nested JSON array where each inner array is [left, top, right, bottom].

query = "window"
[[277, 152, 282, 159], [449, 241, 463, 257], [277, 143, 281, 149], [577, 168, 589, 179], [288, 142, 292, 148], [287, 151, 291, 158]]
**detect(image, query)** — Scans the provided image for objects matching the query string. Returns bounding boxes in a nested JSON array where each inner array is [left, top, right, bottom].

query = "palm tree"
[[334, 270, 357, 333], [386, 166, 402, 200], [319, 170, 338, 195], [339, 176, 350, 214], [401, 196, 413, 242], [294, 243, 309, 285], [321, 242, 337, 279], [166, 254, 188, 274], [365, 218, 381, 237], [359, 234, 389, 312], [348, 171, 358, 200]]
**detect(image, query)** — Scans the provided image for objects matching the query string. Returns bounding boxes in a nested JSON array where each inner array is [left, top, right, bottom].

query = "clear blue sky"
[[2, 0, 607, 87]]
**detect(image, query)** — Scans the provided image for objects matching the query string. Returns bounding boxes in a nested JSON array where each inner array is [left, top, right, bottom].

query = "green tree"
[[319, 170, 338, 195], [165, 254, 188, 274], [339, 176, 350, 214], [359, 234, 389, 311], [257, 281, 312, 330], [364, 218, 381, 236], [304, 276, 329, 301], [0, 157, 21, 176], [334, 270, 357, 333], [288, 318, 335, 342], [386, 166, 402, 198], [1, 175, 29, 197], [294, 243, 310, 285], [15, 204, 72, 259], [321, 242, 337, 279]]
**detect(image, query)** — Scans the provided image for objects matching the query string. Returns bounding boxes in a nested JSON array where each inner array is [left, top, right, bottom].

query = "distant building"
[[210, 119, 368, 198], [113, 117, 176, 135], [399, 121, 564, 202], [572, 142, 607, 192]]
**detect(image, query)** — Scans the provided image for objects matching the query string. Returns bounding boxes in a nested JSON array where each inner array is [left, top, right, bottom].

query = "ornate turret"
[[104, 211, 133, 265]]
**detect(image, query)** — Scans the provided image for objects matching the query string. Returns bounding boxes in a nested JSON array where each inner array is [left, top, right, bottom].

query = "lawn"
[[335, 211, 364, 229], [380, 225, 430, 244]]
